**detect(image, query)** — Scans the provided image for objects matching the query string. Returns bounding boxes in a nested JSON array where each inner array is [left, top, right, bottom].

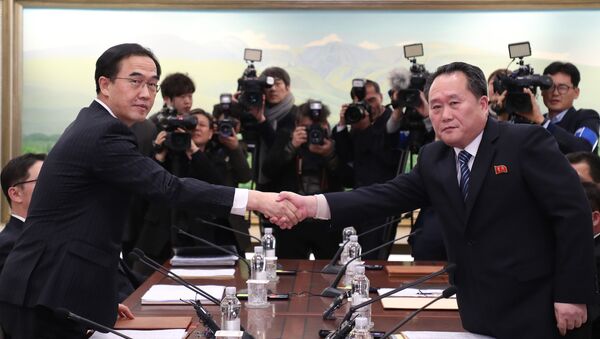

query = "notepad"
[[89, 329, 187, 339], [170, 268, 235, 279], [115, 316, 192, 330], [170, 255, 238, 267], [141, 284, 225, 305], [397, 331, 495, 339], [378, 288, 458, 310]]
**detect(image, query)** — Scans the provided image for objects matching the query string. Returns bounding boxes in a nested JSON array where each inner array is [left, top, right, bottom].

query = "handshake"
[[247, 191, 323, 229]]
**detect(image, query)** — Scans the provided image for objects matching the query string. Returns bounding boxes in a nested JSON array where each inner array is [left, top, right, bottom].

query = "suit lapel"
[[465, 118, 499, 222], [439, 146, 466, 227]]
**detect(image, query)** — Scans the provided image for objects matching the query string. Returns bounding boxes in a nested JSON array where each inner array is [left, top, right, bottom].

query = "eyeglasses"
[[114, 77, 160, 93], [12, 179, 37, 187], [544, 84, 573, 95]]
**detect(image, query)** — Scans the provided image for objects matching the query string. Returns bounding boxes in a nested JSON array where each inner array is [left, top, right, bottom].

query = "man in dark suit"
[[0, 153, 45, 269], [0, 43, 298, 339], [515, 61, 599, 154], [278, 62, 596, 338]]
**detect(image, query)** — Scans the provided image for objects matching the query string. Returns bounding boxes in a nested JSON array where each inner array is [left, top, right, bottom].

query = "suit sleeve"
[[324, 155, 429, 228], [547, 109, 600, 153], [92, 122, 235, 217], [519, 126, 596, 303]]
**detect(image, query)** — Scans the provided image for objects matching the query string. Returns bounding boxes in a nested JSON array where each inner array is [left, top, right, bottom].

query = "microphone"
[[322, 229, 421, 298], [54, 308, 133, 339], [322, 290, 351, 320], [389, 67, 412, 92], [325, 318, 355, 339], [196, 217, 262, 243], [128, 248, 220, 305], [174, 226, 252, 273], [321, 215, 405, 274], [339, 263, 457, 324], [382, 285, 458, 338]]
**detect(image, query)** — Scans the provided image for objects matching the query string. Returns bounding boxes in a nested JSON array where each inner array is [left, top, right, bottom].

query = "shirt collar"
[[453, 130, 484, 159], [548, 108, 569, 123], [10, 214, 25, 222], [94, 98, 118, 120]]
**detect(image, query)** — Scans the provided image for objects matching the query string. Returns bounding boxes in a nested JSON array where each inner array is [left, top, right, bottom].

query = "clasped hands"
[[247, 191, 318, 229]]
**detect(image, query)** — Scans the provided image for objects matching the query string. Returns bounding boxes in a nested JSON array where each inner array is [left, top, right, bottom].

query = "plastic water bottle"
[[251, 246, 267, 280], [348, 316, 373, 339], [262, 227, 276, 257], [220, 286, 241, 331], [351, 265, 371, 328], [340, 227, 357, 265], [347, 235, 362, 260]]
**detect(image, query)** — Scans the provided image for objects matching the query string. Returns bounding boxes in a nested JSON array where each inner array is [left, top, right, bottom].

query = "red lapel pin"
[[494, 165, 508, 175]]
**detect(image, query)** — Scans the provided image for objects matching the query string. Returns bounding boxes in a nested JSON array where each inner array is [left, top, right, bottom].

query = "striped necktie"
[[458, 150, 472, 201]]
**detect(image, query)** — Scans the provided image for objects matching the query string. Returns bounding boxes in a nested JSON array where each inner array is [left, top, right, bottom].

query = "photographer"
[[511, 62, 599, 154], [261, 100, 344, 259], [332, 80, 404, 259], [487, 68, 510, 121], [246, 66, 298, 191]]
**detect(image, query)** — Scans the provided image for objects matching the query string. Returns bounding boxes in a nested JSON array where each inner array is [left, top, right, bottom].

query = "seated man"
[[0, 153, 135, 320], [567, 151, 600, 184]]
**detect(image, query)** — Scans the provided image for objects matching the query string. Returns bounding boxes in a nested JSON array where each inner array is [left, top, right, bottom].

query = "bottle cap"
[[264, 228, 273, 234], [355, 317, 368, 327], [350, 235, 358, 241], [254, 246, 264, 253], [225, 286, 237, 295], [354, 265, 365, 274]]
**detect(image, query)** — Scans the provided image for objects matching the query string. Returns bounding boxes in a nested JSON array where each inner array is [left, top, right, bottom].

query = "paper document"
[[141, 284, 225, 305], [377, 288, 456, 298], [170, 254, 238, 267], [397, 331, 495, 339], [171, 268, 235, 278], [89, 329, 187, 339]]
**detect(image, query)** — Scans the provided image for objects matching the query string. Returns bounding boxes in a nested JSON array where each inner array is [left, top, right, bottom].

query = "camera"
[[155, 106, 198, 152], [307, 100, 326, 145], [493, 42, 553, 115], [237, 48, 274, 109], [216, 94, 235, 137], [345, 79, 371, 124], [390, 43, 428, 109]]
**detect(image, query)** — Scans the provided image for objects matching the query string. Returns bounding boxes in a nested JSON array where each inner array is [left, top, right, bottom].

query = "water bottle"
[[251, 246, 267, 280], [262, 228, 276, 257], [220, 286, 241, 331], [347, 235, 362, 261], [348, 316, 373, 339], [351, 265, 371, 328], [340, 227, 357, 265]]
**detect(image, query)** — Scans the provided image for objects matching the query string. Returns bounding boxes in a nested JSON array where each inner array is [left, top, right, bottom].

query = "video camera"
[[493, 42, 553, 115], [237, 48, 274, 109], [345, 79, 371, 124], [389, 43, 429, 109], [307, 100, 326, 145], [155, 106, 198, 152]]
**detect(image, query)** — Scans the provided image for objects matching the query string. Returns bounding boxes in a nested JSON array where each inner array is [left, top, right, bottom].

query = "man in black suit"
[[0, 153, 45, 269], [278, 62, 596, 338], [0, 43, 298, 339], [515, 61, 599, 154]]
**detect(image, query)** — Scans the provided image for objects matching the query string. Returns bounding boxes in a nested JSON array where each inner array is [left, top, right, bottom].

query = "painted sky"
[[22, 8, 600, 135]]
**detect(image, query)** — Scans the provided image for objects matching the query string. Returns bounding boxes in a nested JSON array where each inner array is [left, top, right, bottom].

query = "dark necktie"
[[458, 150, 472, 201]]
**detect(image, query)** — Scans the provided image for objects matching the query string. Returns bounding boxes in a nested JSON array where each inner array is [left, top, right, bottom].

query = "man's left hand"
[[117, 303, 135, 320], [554, 302, 587, 336]]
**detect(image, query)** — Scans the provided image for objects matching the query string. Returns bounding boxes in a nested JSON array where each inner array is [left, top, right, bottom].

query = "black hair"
[[296, 100, 331, 124], [424, 62, 487, 100], [566, 151, 600, 184], [582, 181, 600, 212], [543, 62, 581, 88], [260, 67, 291, 87], [160, 73, 196, 99], [1, 153, 46, 206], [95, 43, 161, 94]]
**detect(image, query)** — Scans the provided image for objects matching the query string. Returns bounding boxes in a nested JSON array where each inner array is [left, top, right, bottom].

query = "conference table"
[[123, 259, 464, 338]]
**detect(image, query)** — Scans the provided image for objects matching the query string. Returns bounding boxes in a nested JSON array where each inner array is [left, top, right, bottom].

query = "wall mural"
[[22, 8, 600, 152]]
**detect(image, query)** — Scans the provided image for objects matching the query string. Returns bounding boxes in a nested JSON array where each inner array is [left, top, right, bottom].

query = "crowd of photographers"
[[119, 53, 600, 272]]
